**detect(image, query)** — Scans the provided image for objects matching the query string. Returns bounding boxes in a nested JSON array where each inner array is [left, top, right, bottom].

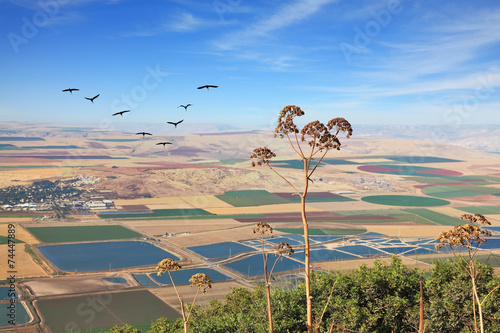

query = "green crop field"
[[0, 235, 24, 244], [456, 206, 500, 214], [422, 188, 484, 199], [26, 225, 142, 243], [100, 208, 214, 219], [402, 208, 463, 226], [216, 190, 292, 207], [422, 184, 500, 198], [275, 228, 366, 236], [361, 195, 450, 207], [453, 184, 500, 195], [270, 160, 305, 170], [36, 289, 180, 333]]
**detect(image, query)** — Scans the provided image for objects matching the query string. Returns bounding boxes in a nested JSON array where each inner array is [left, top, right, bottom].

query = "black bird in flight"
[[85, 94, 100, 103], [62, 88, 79, 94], [156, 142, 172, 147], [167, 119, 184, 128], [136, 132, 152, 137], [112, 110, 130, 117], [178, 104, 192, 111], [197, 85, 218, 90]]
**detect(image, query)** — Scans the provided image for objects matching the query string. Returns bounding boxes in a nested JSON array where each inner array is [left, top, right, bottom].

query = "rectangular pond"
[[39, 241, 180, 272], [187, 242, 255, 260], [224, 254, 304, 277]]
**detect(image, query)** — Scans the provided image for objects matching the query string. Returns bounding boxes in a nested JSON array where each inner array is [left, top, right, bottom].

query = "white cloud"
[[164, 12, 203, 32], [214, 0, 339, 50]]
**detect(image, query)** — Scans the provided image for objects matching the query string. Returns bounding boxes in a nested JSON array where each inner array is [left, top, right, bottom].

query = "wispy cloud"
[[123, 10, 234, 37], [164, 12, 204, 32], [213, 0, 339, 50], [324, 5, 500, 106], [6, 0, 123, 10]]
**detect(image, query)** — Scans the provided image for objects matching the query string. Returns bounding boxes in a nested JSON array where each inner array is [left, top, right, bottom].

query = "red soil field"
[[450, 194, 500, 204]]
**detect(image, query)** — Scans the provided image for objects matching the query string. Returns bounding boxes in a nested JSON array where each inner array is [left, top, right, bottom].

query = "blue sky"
[[1, 0, 500, 133]]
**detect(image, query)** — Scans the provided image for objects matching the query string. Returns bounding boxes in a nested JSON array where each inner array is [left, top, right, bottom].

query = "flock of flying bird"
[[62, 84, 218, 148]]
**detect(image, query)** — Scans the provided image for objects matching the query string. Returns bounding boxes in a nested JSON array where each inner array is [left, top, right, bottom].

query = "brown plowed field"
[[120, 218, 243, 236], [450, 194, 500, 204], [21, 273, 137, 296], [150, 281, 247, 311]]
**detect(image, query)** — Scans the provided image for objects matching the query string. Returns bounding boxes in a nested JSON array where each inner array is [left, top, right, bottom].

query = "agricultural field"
[[26, 225, 142, 243], [35, 289, 179, 332], [2, 127, 500, 332], [38, 241, 180, 272]]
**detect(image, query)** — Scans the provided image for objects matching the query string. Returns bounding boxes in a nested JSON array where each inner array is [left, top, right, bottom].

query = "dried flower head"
[[435, 214, 492, 250], [274, 242, 294, 257], [327, 117, 353, 139], [156, 258, 181, 276], [274, 105, 305, 138], [189, 273, 212, 293], [250, 147, 277, 167], [253, 222, 274, 238]]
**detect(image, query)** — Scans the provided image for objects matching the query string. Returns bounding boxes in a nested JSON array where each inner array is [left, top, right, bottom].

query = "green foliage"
[[425, 259, 500, 333], [309, 256, 423, 332], [104, 324, 141, 333], [148, 317, 184, 333], [127, 256, 500, 333]]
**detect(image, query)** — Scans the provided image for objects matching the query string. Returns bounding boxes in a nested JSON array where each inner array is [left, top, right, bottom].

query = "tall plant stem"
[[265, 262, 274, 333], [419, 279, 424, 333], [302, 159, 312, 333], [168, 271, 188, 333], [472, 272, 484, 333]]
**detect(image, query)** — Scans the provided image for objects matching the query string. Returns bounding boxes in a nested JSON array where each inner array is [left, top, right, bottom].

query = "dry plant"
[[435, 214, 500, 333], [251, 105, 352, 333], [253, 222, 294, 333], [156, 258, 212, 333]]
